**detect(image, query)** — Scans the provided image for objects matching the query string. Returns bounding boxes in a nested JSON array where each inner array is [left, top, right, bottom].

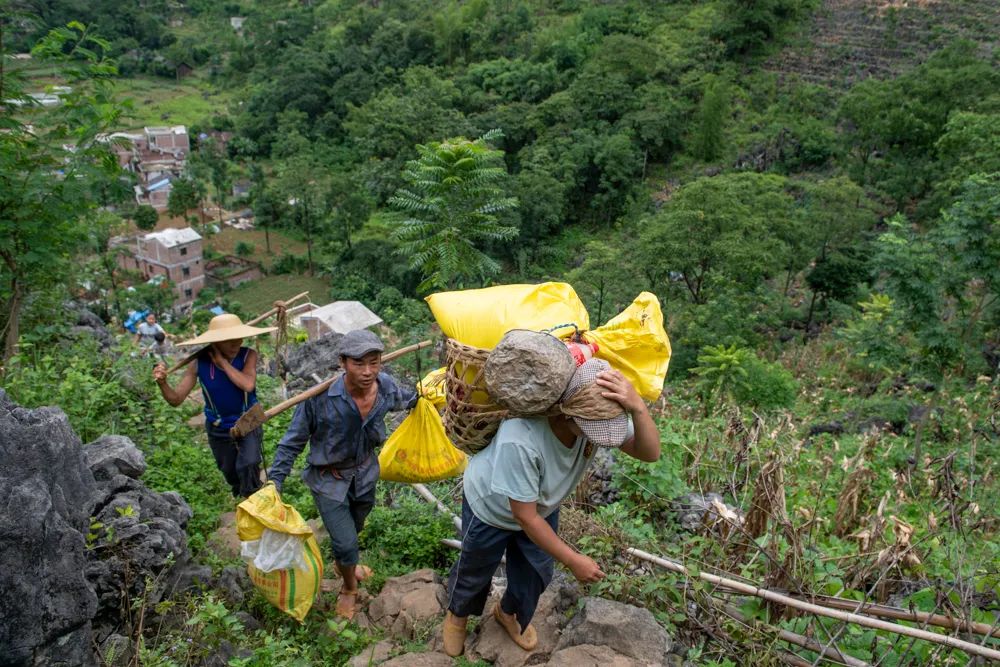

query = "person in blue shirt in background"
[[268, 329, 417, 620], [153, 314, 275, 498]]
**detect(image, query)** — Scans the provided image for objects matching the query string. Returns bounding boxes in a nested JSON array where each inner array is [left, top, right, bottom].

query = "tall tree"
[[274, 146, 328, 276], [0, 22, 127, 361], [87, 210, 129, 321], [390, 129, 518, 292], [133, 204, 158, 231], [326, 173, 372, 252], [691, 75, 729, 162], [249, 164, 281, 255], [167, 177, 203, 224], [638, 173, 793, 304], [189, 138, 230, 227]]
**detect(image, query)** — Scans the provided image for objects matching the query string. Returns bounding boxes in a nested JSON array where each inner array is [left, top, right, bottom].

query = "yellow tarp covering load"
[[379, 398, 468, 482], [418, 367, 447, 410], [426, 282, 590, 349], [236, 483, 323, 622], [426, 282, 671, 450], [585, 292, 672, 401]]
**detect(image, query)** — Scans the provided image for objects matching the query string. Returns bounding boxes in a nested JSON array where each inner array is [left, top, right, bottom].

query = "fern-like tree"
[[390, 129, 518, 292]]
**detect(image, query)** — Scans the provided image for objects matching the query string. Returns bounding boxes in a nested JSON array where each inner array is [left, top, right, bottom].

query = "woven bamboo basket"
[[443, 337, 508, 454]]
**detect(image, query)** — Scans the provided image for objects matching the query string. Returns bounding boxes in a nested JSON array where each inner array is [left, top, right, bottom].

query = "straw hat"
[[177, 314, 277, 347]]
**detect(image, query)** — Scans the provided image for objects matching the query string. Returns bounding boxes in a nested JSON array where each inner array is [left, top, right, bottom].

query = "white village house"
[[117, 227, 205, 304]]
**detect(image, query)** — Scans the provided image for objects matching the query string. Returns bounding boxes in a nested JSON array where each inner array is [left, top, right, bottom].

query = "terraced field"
[[767, 0, 1000, 87]]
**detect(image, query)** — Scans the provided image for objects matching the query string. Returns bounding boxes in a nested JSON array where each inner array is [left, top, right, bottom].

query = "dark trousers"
[[312, 477, 376, 566], [447, 495, 557, 632], [206, 423, 264, 498]]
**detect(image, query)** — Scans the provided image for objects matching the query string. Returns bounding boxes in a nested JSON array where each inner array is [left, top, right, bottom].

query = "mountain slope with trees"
[[2, 1, 998, 665]]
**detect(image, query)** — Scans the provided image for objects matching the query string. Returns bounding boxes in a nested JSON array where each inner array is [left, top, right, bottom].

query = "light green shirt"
[[463, 416, 594, 531]]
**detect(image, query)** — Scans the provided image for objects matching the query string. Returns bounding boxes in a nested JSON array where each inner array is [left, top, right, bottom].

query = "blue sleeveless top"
[[197, 347, 259, 429]]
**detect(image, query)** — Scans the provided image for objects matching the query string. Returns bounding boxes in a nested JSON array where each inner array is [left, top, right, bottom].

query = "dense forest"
[[1, 0, 998, 665]]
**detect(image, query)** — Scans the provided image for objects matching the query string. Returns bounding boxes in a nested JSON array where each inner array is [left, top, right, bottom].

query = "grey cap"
[[339, 329, 385, 359]]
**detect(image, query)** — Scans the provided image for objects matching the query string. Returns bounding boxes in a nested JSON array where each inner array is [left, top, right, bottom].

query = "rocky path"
[[342, 568, 685, 667]]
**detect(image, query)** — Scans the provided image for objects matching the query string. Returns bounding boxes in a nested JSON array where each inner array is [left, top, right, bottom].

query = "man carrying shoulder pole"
[[268, 329, 418, 620]]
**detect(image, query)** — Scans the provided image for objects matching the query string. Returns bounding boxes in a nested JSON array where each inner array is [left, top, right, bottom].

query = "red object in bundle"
[[565, 340, 599, 366]]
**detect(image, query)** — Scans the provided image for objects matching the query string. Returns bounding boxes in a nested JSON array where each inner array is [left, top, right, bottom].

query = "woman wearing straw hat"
[[152, 313, 276, 498]]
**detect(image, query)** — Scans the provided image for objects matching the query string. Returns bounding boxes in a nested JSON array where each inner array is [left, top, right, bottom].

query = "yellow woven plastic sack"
[[418, 367, 447, 410], [379, 398, 468, 482], [585, 292, 671, 401], [236, 483, 323, 622], [426, 283, 590, 349]]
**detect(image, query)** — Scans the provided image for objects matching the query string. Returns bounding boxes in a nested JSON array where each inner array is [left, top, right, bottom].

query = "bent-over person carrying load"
[[442, 358, 662, 657], [267, 329, 418, 620], [153, 314, 276, 498]]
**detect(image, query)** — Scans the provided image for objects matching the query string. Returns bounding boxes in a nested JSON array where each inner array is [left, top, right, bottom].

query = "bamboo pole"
[[788, 594, 1000, 639], [627, 548, 1000, 662], [229, 339, 432, 437], [411, 484, 1000, 661], [720, 604, 871, 667]]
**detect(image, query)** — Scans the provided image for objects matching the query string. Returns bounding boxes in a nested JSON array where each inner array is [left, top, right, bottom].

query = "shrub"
[[235, 241, 255, 257], [270, 252, 307, 275], [693, 344, 797, 412], [731, 354, 798, 412], [359, 493, 454, 574]]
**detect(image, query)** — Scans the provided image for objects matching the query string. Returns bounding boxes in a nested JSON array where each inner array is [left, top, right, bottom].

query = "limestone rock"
[[555, 597, 671, 665], [284, 334, 343, 392], [0, 389, 99, 667], [349, 639, 395, 666], [469, 572, 578, 667], [367, 569, 446, 640], [0, 391, 199, 666], [205, 511, 242, 560], [217, 566, 253, 608], [63, 302, 114, 350], [545, 644, 644, 667], [484, 330, 576, 414], [84, 435, 147, 481], [98, 633, 133, 667]]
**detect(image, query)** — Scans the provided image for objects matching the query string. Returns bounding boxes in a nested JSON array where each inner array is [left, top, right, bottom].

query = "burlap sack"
[[483, 330, 576, 414]]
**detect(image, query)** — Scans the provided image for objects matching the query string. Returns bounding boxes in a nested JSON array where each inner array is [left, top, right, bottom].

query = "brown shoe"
[[442, 611, 468, 657], [335, 588, 357, 620], [493, 603, 538, 651]]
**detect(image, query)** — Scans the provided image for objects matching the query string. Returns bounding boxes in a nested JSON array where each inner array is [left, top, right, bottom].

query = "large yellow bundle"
[[379, 398, 467, 482], [586, 292, 671, 401], [426, 283, 671, 451], [426, 282, 590, 348], [236, 484, 323, 622]]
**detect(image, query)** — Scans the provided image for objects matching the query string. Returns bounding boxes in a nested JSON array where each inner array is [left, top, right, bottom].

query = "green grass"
[[206, 227, 309, 270], [115, 73, 233, 129], [225, 274, 332, 315]]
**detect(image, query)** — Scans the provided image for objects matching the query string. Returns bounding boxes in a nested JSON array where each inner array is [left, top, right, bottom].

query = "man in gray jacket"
[[269, 329, 416, 619]]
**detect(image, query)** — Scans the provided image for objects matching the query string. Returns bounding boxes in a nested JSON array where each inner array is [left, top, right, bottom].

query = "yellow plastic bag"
[[585, 292, 671, 401], [379, 398, 468, 482], [236, 483, 323, 622], [426, 282, 590, 349], [418, 367, 447, 410]]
